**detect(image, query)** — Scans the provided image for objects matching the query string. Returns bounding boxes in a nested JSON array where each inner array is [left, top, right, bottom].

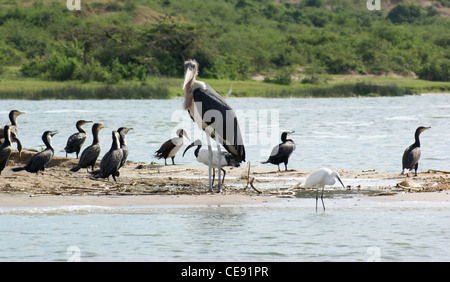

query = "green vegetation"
[[0, 0, 449, 99]]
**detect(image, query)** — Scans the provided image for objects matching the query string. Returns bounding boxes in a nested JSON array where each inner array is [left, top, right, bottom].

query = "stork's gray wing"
[[192, 84, 245, 163]]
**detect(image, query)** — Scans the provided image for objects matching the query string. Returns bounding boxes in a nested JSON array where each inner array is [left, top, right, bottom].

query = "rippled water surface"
[[1, 94, 449, 171], [1, 95, 450, 261]]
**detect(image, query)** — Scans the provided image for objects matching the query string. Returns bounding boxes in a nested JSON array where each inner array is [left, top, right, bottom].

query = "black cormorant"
[[0, 125, 13, 174], [0, 110, 25, 155], [117, 127, 132, 169], [262, 131, 296, 171], [182, 139, 240, 185], [183, 60, 245, 192], [64, 120, 92, 158], [155, 129, 189, 165], [12, 130, 58, 174], [93, 130, 123, 182], [70, 123, 104, 172], [402, 126, 430, 177]]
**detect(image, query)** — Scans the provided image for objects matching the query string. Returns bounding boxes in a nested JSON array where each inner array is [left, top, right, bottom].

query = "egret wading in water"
[[262, 131, 296, 171], [155, 129, 189, 165], [401, 126, 430, 177], [302, 168, 346, 212], [182, 60, 245, 192], [183, 139, 240, 185], [64, 120, 92, 159], [12, 130, 58, 174]]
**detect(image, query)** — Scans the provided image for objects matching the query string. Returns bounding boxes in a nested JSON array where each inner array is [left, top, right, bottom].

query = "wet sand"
[[1, 150, 449, 208]]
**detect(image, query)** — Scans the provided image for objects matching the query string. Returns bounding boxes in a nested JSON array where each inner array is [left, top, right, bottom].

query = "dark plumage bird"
[[117, 127, 132, 169], [402, 126, 430, 177], [0, 125, 13, 174], [64, 120, 92, 158], [93, 130, 123, 182], [262, 131, 296, 171], [155, 129, 189, 165], [182, 139, 240, 185], [12, 130, 58, 174], [70, 123, 104, 172], [183, 60, 245, 192], [0, 110, 25, 156]]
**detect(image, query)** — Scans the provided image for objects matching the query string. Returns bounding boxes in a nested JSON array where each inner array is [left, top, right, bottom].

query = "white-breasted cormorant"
[[70, 123, 104, 172], [12, 130, 58, 174], [183, 60, 245, 192], [93, 130, 123, 182], [155, 129, 189, 165], [0, 125, 13, 174], [182, 139, 240, 185], [0, 110, 25, 156], [117, 127, 132, 169], [402, 126, 431, 177], [64, 120, 92, 159], [262, 131, 296, 171]]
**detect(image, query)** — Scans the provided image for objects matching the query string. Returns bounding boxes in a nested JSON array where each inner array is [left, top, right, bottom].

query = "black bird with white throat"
[[155, 129, 189, 165], [12, 130, 58, 174], [64, 120, 92, 159], [402, 126, 430, 177], [182, 60, 245, 192], [262, 131, 296, 171]]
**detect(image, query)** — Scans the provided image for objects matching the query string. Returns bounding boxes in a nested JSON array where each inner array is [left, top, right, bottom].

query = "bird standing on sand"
[[93, 130, 123, 182], [302, 168, 346, 212], [262, 131, 296, 171], [12, 130, 58, 174], [182, 59, 245, 192], [182, 139, 240, 185], [401, 126, 431, 177], [70, 123, 104, 172], [64, 120, 92, 158], [118, 127, 132, 169], [0, 125, 13, 174], [155, 129, 189, 165], [0, 110, 25, 156]]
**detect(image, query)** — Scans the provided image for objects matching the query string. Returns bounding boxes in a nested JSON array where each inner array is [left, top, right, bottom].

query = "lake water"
[[1, 94, 449, 171], [1, 94, 450, 262]]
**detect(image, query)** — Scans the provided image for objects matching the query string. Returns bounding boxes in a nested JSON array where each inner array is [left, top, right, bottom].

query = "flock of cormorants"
[[0, 109, 430, 186]]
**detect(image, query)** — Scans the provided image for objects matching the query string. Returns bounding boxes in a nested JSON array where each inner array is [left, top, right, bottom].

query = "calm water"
[[1, 94, 449, 171], [1, 94, 450, 261]]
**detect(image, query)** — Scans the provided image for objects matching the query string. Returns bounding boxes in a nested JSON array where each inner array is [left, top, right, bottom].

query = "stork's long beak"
[[182, 142, 195, 157], [182, 67, 195, 90], [336, 175, 345, 189], [183, 130, 190, 141]]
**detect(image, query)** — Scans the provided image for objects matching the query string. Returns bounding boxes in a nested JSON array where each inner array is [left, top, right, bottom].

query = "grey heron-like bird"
[[302, 168, 345, 212], [401, 126, 430, 177], [12, 130, 58, 174], [182, 139, 240, 185], [182, 59, 245, 192], [155, 129, 189, 165], [64, 119, 92, 159], [262, 131, 296, 171]]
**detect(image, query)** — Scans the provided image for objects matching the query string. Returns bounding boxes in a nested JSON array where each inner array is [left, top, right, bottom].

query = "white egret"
[[302, 168, 346, 212]]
